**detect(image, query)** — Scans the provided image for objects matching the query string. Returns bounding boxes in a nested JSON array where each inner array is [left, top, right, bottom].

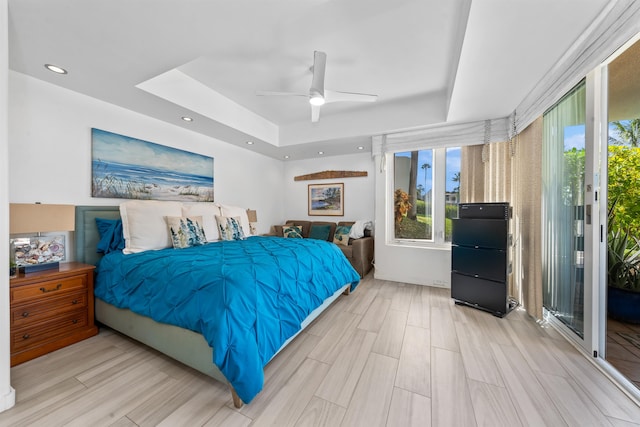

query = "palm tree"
[[610, 119, 640, 146], [408, 152, 419, 219], [421, 162, 431, 200], [452, 171, 460, 193]]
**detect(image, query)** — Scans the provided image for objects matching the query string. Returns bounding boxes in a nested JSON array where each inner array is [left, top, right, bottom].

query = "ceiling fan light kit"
[[309, 92, 325, 106], [257, 50, 377, 122]]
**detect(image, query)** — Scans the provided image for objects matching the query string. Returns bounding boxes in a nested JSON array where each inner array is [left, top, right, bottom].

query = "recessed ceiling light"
[[181, 116, 193, 122], [44, 64, 67, 74], [357, 146, 364, 150], [318, 151, 324, 155], [284, 155, 290, 159], [246, 141, 254, 145]]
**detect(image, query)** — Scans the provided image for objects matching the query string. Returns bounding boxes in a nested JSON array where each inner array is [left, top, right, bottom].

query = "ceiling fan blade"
[[310, 51, 327, 97], [324, 89, 378, 104], [255, 90, 307, 97], [258, 51, 376, 123], [311, 104, 321, 122]]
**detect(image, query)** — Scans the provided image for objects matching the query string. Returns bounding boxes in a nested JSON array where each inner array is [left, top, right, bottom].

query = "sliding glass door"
[[603, 35, 640, 391], [542, 81, 589, 341], [541, 31, 640, 397]]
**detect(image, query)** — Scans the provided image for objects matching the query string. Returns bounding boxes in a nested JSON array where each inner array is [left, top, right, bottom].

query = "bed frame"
[[75, 205, 349, 407]]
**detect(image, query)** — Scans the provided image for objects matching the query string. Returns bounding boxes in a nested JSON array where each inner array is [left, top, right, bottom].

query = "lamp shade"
[[10, 203, 75, 234]]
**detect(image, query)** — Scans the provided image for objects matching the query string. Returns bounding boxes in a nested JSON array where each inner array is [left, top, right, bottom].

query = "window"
[[445, 147, 461, 242], [392, 146, 460, 244], [394, 150, 432, 240]]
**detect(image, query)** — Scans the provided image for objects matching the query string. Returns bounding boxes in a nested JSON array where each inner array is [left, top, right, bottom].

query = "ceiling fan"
[[256, 51, 378, 122]]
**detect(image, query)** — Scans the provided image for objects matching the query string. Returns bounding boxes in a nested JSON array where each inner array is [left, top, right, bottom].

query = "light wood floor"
[[2, 275, 640, 426]]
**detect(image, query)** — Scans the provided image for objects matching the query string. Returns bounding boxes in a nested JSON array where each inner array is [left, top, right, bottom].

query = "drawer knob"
[[72, 319, 78, 324], [40, 284, 62, 293], [72, 299, 79, 305], [22, 334, 30, 340], [22, 312, 29, 317]]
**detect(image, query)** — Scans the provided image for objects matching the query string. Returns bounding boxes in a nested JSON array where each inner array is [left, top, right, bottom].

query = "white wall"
[[282, 151, 451, 287], [373, 154, 451, 287], [282, 153, 375, 223], [0, 0, 16, 412], [1, 0, 16, 413], [8, 72, 285, 242]]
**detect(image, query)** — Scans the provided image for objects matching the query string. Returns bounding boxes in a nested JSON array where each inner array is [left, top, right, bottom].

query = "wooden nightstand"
[[9, 262, 98, 366]]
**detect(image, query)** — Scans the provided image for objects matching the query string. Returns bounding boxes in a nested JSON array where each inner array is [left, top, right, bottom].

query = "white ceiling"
[[7, 0, 610, 160]]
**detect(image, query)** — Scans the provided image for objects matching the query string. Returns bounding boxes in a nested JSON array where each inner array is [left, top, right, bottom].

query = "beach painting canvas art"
[[91, 128, 214, 201]]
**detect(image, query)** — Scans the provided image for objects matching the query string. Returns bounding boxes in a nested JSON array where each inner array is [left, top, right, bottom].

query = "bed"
[[75, 205, 360, 407]]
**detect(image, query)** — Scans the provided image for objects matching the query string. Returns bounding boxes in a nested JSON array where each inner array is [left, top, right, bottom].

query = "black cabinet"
[[451, 203, 517, 317]]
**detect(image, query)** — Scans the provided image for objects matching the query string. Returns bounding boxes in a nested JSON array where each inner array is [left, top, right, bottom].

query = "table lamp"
[[9, 203, 75, 273], [247, 209, 258, 235]]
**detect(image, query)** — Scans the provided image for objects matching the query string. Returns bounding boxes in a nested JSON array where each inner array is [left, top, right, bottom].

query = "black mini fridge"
[[451, 202, 517, 317]]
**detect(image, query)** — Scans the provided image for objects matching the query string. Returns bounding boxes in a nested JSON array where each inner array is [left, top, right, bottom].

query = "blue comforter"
[[94, 236, 360, 403]]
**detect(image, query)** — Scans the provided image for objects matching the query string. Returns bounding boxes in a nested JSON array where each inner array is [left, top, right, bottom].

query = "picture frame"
[[308, 183, 344, 216], [91, 128, 214, 202], [12, 235, 66, 267]]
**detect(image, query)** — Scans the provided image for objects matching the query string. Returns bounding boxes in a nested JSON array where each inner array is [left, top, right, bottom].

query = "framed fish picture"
[[91, 128, 214, 202]]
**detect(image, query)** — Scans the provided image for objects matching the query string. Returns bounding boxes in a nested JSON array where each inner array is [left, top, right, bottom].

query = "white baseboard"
[[0, 386, 15, 413], [373, 270, 450, 288]]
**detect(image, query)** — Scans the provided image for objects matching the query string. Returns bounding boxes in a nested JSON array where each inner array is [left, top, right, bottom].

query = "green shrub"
[[445, 204, 458, 219], [608, 224, 640, 292], [445, 218, 453, 241], [395, 217, 431, 239], [609, 146, 640, 236]]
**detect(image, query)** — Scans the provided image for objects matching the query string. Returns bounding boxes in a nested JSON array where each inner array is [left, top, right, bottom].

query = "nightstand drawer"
[[11, 309, 88, 352], [11, 291, 88, 327], [10, 262, 98, 366], [11, 274, 87, 304]]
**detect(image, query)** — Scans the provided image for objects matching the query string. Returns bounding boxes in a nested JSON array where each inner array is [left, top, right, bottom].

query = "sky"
[[564, 120, 628, 151], [396, 147, 461, 193], [564, 125, 585, 150], [446, 147, 461, 192], [91, 128, 214, 177]]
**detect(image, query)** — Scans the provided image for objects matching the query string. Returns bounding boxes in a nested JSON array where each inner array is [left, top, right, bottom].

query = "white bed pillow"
[[218, 204, 252, 236], [349, 219, 372, 239], [120, 200, 183, 254], [182, 203, 222, 241]]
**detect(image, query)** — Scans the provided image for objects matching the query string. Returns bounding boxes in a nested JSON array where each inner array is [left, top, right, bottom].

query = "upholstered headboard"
[[75, 205, 120, 266]]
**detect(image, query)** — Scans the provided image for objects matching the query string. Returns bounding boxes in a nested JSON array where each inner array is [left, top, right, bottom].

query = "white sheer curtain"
[[542, 81, 586, 336]]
